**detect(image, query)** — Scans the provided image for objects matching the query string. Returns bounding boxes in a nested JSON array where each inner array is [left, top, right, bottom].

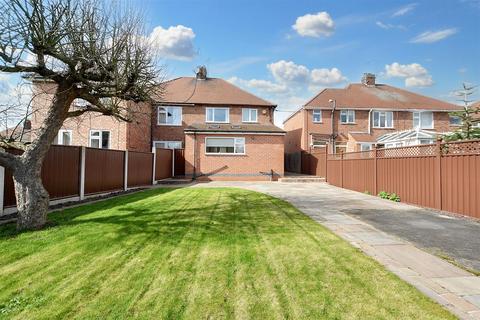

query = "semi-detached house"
[[283, 73, 462, 154], [30, 67, 285, 181]]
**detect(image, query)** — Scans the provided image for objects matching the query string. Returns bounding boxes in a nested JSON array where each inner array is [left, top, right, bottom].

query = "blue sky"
[[134, 0, 480, 125]]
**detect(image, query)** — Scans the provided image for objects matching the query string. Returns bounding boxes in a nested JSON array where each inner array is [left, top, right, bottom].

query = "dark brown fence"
[[323, 140, 480, 219], [84, 148, 125, 194], [174, 149, 185, 176], [301, 149, 327, 176], [128, 151, 154, 187], [4, 145, 81, 207], [3, 145, 174, 210], [285, 152, 301, 173], [155, 148, 172, 180]]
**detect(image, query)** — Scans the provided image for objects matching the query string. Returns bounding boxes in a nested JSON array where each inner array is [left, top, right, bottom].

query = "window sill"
[[340, 122, 356, 125], [242, 121, 258, 124], [157, 123, 183, 127], [372, 127, 394, 129], [205, 153, 246, 156], [313, 121, 323, 124], [205, 121, 230, 124]]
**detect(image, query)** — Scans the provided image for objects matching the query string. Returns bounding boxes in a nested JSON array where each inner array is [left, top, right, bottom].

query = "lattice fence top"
[[442, 140, 480, 156], [377, 144, 436, 158], [342, 150, 374, 159]]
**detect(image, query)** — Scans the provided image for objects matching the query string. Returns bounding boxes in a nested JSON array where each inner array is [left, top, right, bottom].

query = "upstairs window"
[[54, 130, 72, 145], [413, 111, 433, 129], [340, 110, 355, 124], [312, 109, 322, 123], [206, 107, 229, 123], [242, 108, 258, 122], [89, 130, 110, 149], [157, 106, 182, 125], [449, 115, 462, 126], [373, 111, 393, 128], [205, 137, 245, 154]]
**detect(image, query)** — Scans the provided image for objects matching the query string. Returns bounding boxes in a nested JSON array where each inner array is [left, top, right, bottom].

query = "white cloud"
[[410, 28, 458, 43], [385, 62, 433, 87], [267, 60, 310, 83], [149, 25, 196, 60], [267, 60, 346, 88], [228, 77, 288, 94], [392, 3, 417, 17], [292, 12, 335, 38], [375, 21, 406, 30]]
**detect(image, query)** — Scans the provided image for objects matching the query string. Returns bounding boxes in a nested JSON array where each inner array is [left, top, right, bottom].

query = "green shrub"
[[378, 191, 389, 199], [389, 193, 400, 202]]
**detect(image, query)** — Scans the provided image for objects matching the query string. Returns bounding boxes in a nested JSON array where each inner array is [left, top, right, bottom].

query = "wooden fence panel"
[[377, 156, 437, 209], [128, 151, 153, 187], [4, 146, 81, 207], [174, 149, 185, 176], [326, 160, 342, 187], [285, 152, 301, 173], [342, 159, 375, 193], [84, 148, 124, 194], [441, 154, 480, 219], [155, 148, 172, 180]]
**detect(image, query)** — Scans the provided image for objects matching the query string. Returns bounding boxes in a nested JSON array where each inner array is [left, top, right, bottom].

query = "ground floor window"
[[360, 143, 372, 151], [335, 144, 347, 154], [154, 141, 183, 149], [205, 137, 245, 154], [54, 129, 72, 145], [89, 130, 110, 149]]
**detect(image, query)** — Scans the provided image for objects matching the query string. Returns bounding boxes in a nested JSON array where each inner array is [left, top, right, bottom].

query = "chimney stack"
[[196, 65, 207, 80], [362, 73, 376, 86]]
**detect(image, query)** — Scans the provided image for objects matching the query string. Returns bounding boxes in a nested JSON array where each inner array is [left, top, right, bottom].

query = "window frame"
[[413, 111, 434, 129], [312, 109, 322, 123], [206, 107, 230, 123], [360, 143, 372, 151], [340, 110, 355, 124], [242, 108, 258, 123], [89, 130, 111, 149], [56, 129, 73, 145], [205, 137, 245, 155], [157, 106, 182, 126], [153, 140, 183, 149], [449, 115, 462, 126], [372, 111, 394, 128]]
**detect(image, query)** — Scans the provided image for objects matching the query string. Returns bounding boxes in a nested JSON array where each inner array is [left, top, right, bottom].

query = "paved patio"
[[191, 181, 480, 320]]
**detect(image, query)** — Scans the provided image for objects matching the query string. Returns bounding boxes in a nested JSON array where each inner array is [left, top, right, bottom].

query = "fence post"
[[124, 150, 128, 191], [152, 149, 156, 185], [373, 146, 378, 195], [0, 166, 4, 215], [340, 152, 344, 188], [171, 149, 175, 177], [324, 144, 328, 182], [79, 146, 86, 200], [435, 139, 442, 210]]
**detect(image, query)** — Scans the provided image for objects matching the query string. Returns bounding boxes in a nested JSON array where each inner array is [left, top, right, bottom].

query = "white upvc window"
[[153, 141, 183, 149], [54, 129, 72, 145], [360, 143, 372, 151], [449, 115, 462, 126], [206, 107, 229, 123], [373, 111, 393, 128], [312, 109, 322, 123], [413, 111, 434, 129], [205, 137, 245, 155], [157, 106, 182, 125], [242, 108, 258, 122], [340, 110, 355, 124], [89, 130, 110, 149]]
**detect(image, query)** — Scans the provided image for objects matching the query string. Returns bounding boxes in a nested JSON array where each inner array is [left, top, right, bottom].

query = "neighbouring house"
[[30, 67, 285, 181], [283, 73, 463, 154]]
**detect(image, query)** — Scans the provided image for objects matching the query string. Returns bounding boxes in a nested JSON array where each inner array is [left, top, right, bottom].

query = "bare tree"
[[0, 0, 162, 230]]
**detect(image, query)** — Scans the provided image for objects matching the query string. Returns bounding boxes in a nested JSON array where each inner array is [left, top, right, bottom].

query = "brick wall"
[[283, 110, 304, 154], [184, 133, 284, 181], [31, 82, 135, 151], [152, 104, 274, 145]]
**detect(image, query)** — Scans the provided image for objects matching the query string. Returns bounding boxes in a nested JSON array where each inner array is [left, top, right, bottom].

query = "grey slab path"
[[191, 181, 480, 320]]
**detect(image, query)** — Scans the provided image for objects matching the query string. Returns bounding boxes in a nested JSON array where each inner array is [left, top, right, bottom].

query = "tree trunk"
[[13, 164, 49, 230]]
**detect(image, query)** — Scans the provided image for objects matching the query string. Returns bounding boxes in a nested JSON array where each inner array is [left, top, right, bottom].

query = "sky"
[[1, 0, 479, 127], [133, 0, 480, 126]]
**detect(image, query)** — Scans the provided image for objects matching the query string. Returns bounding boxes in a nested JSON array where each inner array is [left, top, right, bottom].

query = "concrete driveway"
[[191, 181, 480, 319]]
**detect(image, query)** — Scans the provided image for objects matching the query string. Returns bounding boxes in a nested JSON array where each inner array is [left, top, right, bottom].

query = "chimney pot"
[[196, 65, 207, 80], [362, 73, 376, 86]]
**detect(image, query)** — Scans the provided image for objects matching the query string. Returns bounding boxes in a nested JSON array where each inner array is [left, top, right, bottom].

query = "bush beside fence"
[[1, 146, 175, 213]]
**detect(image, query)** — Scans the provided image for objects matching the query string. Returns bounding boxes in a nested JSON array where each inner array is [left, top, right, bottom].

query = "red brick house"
[[284, 73, 462, 154], [31, 67, 285, 181]]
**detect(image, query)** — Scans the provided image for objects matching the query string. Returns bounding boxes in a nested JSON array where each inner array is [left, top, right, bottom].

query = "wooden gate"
[[174, 149, 185, 176]]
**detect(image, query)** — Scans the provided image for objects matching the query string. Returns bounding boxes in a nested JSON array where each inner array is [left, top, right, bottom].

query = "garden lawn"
[[0, 187, 454, 319]]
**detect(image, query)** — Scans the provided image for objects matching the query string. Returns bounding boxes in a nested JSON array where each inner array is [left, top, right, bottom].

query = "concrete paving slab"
[[465, 295, 480, 308], [348, 231, 403, 245], [434, 277, 480, 295]]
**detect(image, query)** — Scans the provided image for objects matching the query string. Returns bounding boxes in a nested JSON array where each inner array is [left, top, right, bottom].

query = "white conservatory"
[[376, 129, 438, 148]]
